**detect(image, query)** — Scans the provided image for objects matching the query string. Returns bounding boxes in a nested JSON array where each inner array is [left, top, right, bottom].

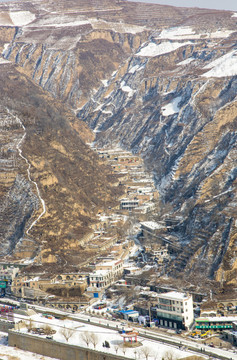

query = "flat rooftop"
[[196, 316, 237, 322], [158, 291, 190, 300], [141, 221, 164, 230]]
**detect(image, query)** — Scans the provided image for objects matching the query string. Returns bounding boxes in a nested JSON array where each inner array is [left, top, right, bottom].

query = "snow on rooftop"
[[197, 316, 237, 322], [232, 13, 237, 17], [91, 269, 110, 276], [158, 291, 189, 300], [202, 49, 237, 78], [141, 221, 163, 230], [136, 41, 191, 57], [161, 96, 181, 116]]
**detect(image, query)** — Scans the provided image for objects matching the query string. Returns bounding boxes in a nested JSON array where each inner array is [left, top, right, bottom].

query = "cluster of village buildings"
[[1, 259, 237, 346], [0, 148, 237, 346]]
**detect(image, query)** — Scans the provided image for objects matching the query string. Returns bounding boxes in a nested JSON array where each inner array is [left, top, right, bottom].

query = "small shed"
[[119, 310, 139, 321]]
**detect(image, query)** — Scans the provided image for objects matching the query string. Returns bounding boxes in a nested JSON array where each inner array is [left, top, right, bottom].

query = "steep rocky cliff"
[[0, 0, 237, 285]]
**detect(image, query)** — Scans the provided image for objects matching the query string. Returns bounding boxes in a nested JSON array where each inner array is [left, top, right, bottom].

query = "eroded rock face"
[[0, 0, 237, 283], [0, 67, 123, 267]]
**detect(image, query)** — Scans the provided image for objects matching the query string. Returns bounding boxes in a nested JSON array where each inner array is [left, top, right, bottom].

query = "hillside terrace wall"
[[8, 330, 131, 360]]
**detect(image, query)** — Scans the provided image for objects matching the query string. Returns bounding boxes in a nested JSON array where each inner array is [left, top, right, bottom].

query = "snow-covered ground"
[[136, 41, 191, 57], [0, 58, 11, 64], [90, 18, 146, 34], [9, 314, 199, 360], [202, 49, 237, 77], [161, 97, 181, 116], [158, 26, 234, 40], [177, 57, 195, 66], [121, 84, 135, 97], [0, 11, 35, 26]]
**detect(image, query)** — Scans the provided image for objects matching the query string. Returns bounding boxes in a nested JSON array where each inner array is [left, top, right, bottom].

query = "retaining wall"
[[8, 330, 131, 360]]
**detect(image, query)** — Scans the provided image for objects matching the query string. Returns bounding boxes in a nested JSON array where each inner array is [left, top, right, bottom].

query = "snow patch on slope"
[[177, 57, 195, 66], [10, 11, 36, 26], [202, 50, 237, 78], [136, 41, 191, 57], [121, 85, 135, 97], [161, 97, 181, 116], [159, 26, 195, 39], [129, 64, 144, 74], [158, 26, 233, 40], [0, 58, 11, 64], [0, 11, 35, 26], [90, 18, 146, 34]]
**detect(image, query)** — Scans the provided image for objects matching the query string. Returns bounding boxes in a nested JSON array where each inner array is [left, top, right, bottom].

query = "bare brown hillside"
[[0, 63, 123, 269]]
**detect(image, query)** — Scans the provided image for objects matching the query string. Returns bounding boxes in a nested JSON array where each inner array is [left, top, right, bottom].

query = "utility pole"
[[148, 301, 151, 325]]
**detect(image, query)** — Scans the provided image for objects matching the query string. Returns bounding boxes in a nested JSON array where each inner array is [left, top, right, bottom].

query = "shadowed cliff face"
[[0, 0, 237, 284]]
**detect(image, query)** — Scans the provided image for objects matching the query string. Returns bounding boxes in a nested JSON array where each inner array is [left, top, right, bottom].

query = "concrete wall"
[[9, 330, 131, 360]]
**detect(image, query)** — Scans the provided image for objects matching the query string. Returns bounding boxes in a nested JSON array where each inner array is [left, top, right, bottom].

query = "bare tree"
[[60, 326, 75, 342], [140, 346, 152, 360], [80, 331, 91, 347], [26, 319, 34, 333], [44, 324, 53, 335], [90, 333, 99, 349], [162, 350, 177, 360]]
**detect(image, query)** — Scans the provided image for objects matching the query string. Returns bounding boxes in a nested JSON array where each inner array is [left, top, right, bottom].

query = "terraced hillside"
[[0, 0, 236, 286]]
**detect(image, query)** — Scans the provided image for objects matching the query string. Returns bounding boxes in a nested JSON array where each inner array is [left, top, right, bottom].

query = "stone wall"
[[8, 330, 131, 360]]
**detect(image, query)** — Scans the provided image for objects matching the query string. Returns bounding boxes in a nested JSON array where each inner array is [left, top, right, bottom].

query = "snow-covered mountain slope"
[[0, 0, 237, 285]]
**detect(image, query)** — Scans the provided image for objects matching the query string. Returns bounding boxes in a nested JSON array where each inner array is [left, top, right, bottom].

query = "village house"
[[95, 259, 123, 278], [222, 321, 237, 346], [0, 265, 19, 284], [87, 259, 124, 298], [11, 271, 89, 300], [155, 291, 194, 330], [141, 221, 166, 244]]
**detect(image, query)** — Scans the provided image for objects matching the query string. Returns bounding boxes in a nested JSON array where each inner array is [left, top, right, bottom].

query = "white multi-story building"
[[89, 270, 113, 290], [88, 259, 124, 298], [95, 259, 123, 277], [0, 265, 19, 284], [120, 198, 139, 211], [156, 291, 194, 329]]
